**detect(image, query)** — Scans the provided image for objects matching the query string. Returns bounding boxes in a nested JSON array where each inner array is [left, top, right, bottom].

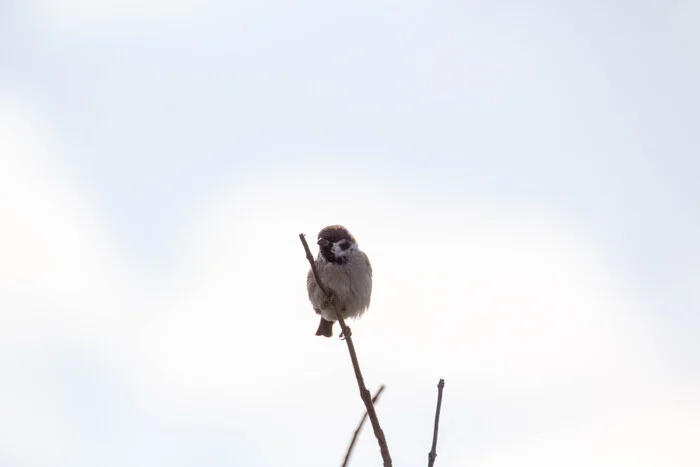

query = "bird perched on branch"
[[306, 225, 373, 337]]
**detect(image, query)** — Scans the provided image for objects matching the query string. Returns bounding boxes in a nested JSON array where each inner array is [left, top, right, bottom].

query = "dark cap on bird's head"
[[317, 225, 356, 246]]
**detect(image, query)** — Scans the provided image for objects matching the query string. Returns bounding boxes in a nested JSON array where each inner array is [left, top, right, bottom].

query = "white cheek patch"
[[331, 241, 357, 257]]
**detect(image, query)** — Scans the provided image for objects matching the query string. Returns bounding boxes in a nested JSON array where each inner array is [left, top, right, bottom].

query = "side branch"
[[428, 378, 445, 467], [299, 233, 392, 467], [342, 385, 386, 467]]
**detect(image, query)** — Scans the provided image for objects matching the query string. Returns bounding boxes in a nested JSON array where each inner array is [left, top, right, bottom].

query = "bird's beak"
[[317, 238, 331, 247]]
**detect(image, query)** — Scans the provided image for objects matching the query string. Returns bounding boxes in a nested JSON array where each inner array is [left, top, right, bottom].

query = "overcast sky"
[[1, 1, 699, 466]]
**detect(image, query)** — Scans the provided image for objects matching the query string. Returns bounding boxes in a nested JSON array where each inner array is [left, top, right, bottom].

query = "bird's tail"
[[315, 318, 334, 337]]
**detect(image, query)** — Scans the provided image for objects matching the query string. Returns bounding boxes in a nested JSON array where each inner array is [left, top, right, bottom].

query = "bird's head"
[[317, 225, 357, 264]]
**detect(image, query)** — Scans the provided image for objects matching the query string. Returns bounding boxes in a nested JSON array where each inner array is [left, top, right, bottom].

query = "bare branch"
[[301, 233, 331, 297], [428, 379, 445, 467], [299, 233, 392, 467], [342, 385, 386, 467]]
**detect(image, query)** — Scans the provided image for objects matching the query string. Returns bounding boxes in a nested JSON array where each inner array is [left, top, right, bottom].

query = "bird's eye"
[[339, 241, 351, 251]]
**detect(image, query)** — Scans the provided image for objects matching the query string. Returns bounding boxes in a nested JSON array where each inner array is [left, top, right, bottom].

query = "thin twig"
[[342, 385, 386, 467], [299, 233, 393, 467], [428, 379, 445, 467], [301, 233, 332, 297]]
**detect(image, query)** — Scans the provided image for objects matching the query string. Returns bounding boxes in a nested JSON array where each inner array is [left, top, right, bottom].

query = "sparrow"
[[306, 225, 373, 337]]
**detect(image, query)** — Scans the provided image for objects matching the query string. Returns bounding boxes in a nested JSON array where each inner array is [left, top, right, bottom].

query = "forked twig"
[[342, 385, 386, 467], [299, 233, 392, 467], [428, 379, 445, 467]]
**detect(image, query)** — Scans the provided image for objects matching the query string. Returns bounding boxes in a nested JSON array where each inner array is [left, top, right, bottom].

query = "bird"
[[306, 225, 373, 337]]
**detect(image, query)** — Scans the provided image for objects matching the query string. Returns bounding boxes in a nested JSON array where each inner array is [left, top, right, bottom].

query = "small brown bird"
[[306, 225, 373, 337]]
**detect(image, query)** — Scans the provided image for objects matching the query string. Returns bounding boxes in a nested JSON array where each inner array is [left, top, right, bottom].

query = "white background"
[[1, 1, 699, 466]]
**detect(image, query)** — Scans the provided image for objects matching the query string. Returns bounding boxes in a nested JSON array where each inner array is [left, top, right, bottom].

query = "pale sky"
[[1, 1, 699, 466]]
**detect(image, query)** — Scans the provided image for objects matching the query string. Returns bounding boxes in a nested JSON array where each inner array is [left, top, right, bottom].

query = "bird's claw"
[[339, 327, 352, 340], [324, 291, 336, 307]]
